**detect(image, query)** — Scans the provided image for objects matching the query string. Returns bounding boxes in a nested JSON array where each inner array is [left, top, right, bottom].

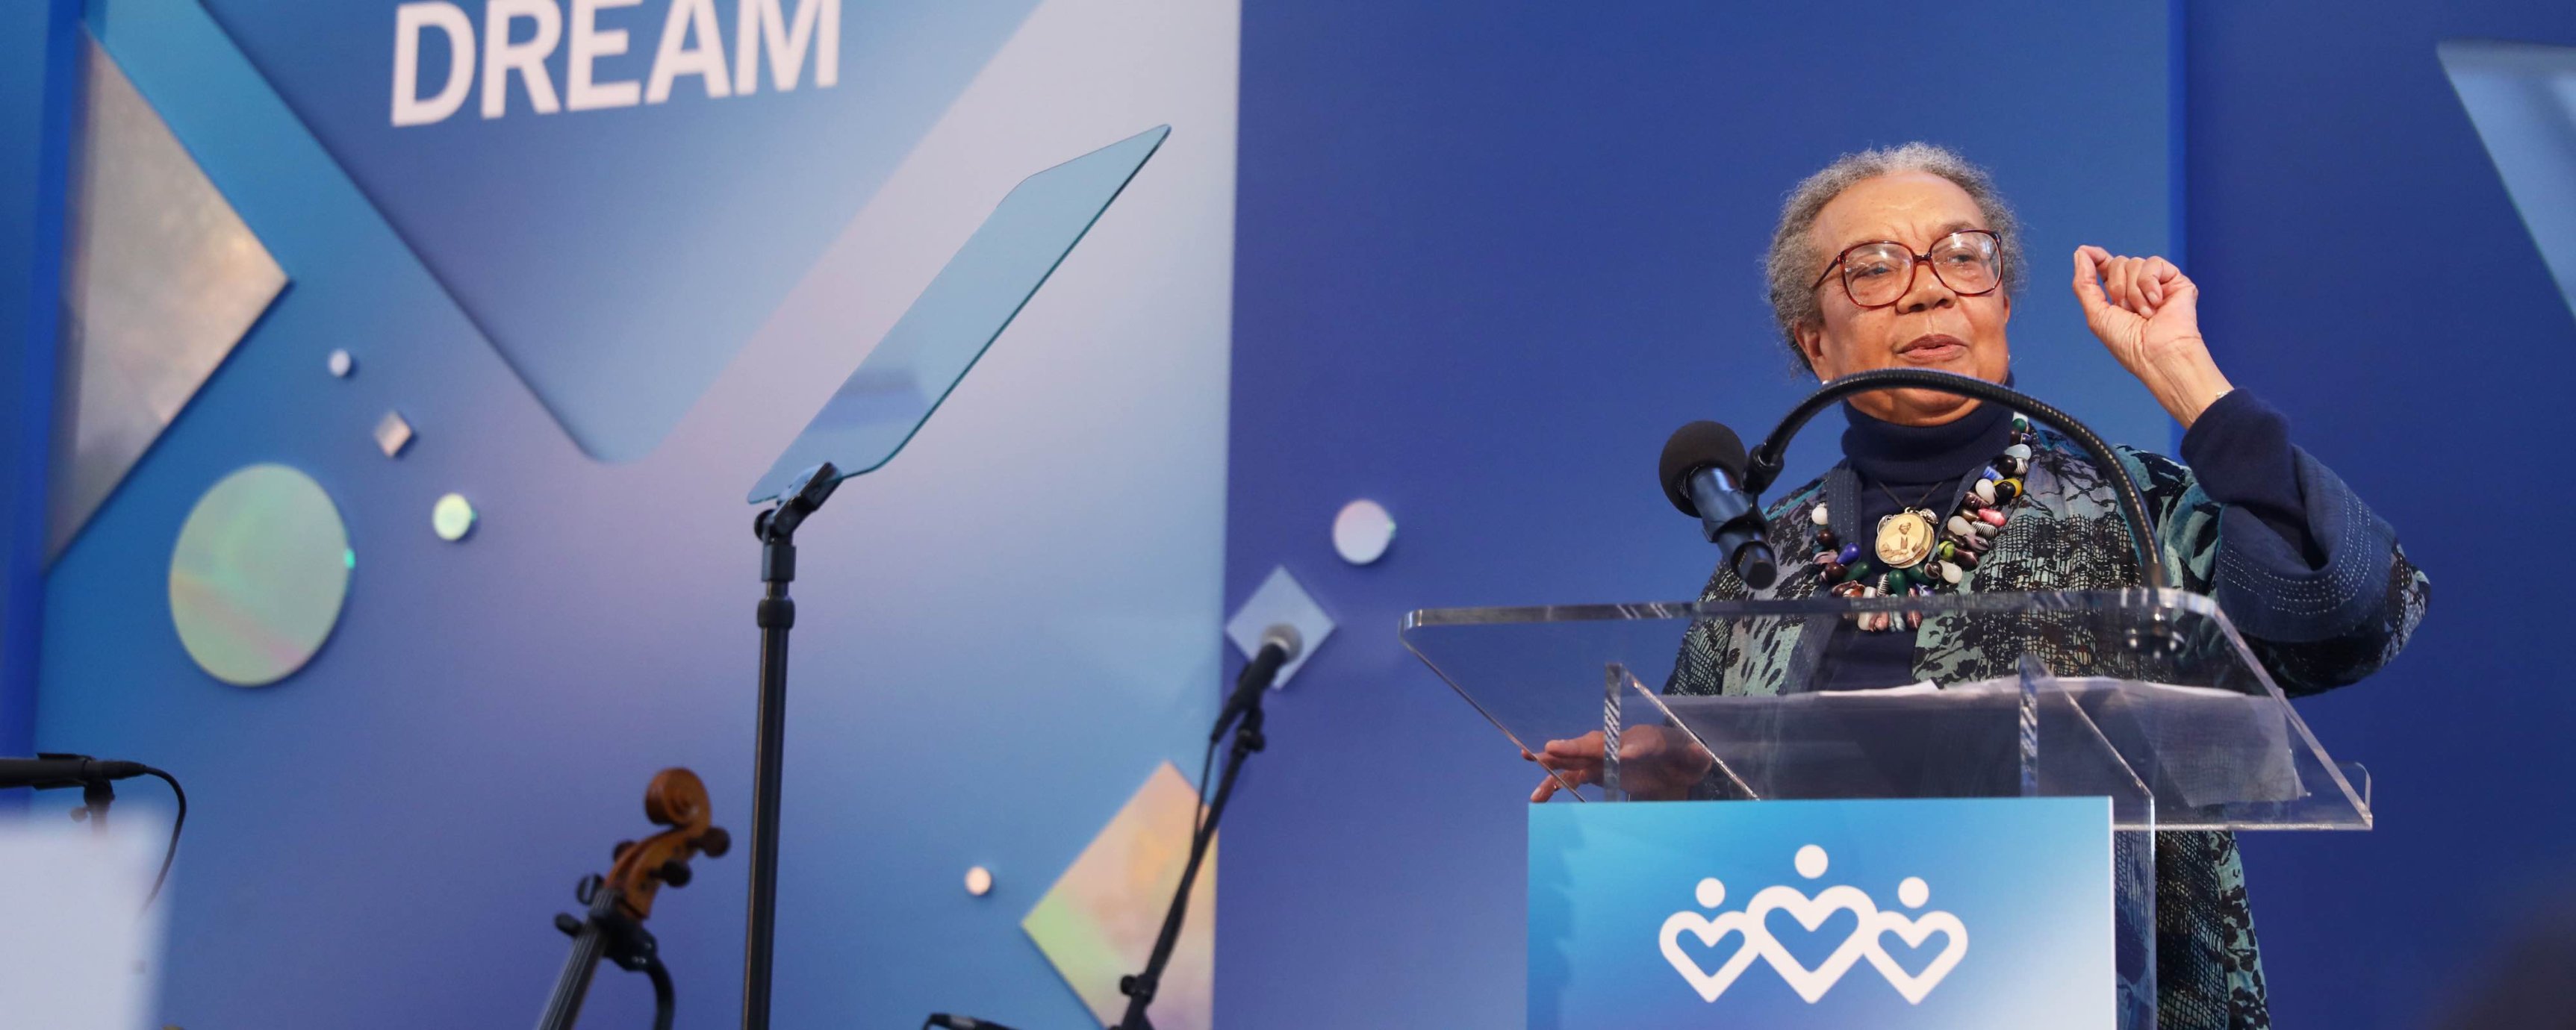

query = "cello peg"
[[697, 826, 732, 858], [658, 861, 693, 888]]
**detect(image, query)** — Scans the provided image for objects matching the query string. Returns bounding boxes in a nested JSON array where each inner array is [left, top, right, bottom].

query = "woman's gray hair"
[[1764, 143, 2026, 369]]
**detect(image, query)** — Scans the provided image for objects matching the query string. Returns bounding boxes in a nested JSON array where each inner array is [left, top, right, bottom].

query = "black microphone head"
[[1660, 420, 1749, 516]]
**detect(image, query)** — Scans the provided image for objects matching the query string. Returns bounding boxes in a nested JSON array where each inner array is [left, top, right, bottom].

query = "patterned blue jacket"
[[1671, 402, 2429, 1030]]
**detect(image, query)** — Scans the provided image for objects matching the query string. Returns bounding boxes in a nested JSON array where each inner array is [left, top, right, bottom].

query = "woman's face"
[[1796, 172, 2013, 425]]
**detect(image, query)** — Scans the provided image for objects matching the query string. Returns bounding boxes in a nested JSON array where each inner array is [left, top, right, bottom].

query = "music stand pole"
[[741, 463, 839, 1030]]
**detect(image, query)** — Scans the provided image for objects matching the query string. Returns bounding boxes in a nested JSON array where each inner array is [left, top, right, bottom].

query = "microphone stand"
[[75, 778, 112, 832], [741, 462, 840, 1030], [1113, 643, 1288, 1030]]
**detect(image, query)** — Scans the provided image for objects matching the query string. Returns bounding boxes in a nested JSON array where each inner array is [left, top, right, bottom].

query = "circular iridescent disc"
[[169, 464, 352, 686]]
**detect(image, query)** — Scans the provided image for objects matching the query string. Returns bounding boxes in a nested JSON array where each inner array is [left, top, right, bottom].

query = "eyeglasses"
[[1809, 230, 2003, 309]]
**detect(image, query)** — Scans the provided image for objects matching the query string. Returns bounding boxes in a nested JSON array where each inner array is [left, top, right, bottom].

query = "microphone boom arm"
[[1741, 369, 2167, 591]]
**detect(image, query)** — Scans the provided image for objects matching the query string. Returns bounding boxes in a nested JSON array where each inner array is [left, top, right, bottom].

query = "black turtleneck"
[[1814, 399, 2015, 690], [1840, 395, 2015, 488]]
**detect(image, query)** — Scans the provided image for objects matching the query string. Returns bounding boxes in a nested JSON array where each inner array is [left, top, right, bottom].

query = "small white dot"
[[1898, 876, 1929, 908], [1694, 877, 1725, 909], [327, 349, 354, 378], [432, 493, 476, 541], [1794, 845, 1829, 879], [1332, 499, 1396, 566], [964, 866, 993, 896]]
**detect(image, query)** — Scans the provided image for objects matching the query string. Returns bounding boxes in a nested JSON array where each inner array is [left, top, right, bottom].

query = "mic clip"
[[1684, 469, 1776, 590]]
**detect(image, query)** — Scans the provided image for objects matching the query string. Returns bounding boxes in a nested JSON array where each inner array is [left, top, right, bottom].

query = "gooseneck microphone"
[[1737, 369, 2165, 591], [1660, 421, 1777, 589], [1, 754, 187, 906], [0, 755, 150, 789]]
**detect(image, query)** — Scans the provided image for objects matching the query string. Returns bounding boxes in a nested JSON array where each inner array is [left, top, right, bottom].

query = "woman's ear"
[[1794, 322, 1830, 379]]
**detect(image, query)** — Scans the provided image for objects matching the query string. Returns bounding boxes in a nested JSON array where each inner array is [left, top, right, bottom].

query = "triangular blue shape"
[[2441, 39, 2576, 323], [194, 0, 1040, 461]]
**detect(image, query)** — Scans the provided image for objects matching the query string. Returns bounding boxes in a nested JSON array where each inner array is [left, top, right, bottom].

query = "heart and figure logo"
[[1658, 845, 1970, 1005]]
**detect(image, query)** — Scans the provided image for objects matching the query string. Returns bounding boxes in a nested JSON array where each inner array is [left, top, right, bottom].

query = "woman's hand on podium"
[[1525, 726, 1715, 802]]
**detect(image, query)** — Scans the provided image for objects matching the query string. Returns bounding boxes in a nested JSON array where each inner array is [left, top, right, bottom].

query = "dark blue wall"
[[1219, 4, 2174, 1026], [2188, 4, 2576, 1026], [0, 0, 76, 775]]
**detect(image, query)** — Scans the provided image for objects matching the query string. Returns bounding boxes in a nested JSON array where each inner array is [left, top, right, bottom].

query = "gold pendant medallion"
[[1875, 510, 1935, 569]]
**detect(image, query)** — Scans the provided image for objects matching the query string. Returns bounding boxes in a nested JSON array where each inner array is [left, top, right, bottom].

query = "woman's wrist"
[[2143, 339, 2234, 428]]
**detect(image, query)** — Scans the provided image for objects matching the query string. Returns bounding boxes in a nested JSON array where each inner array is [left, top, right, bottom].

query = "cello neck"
[[534, 888, 621, 1030]]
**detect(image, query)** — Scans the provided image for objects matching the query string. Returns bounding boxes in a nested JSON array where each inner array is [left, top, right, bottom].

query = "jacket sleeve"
[[2126, 393, 2430, 696]]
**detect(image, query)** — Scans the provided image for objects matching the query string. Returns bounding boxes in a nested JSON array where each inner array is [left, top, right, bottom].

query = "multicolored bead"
[[1807, 428, 2039, 630]]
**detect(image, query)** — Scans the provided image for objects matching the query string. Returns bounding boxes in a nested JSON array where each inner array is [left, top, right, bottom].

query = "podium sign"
[[1528, 798, 2112, 1029], [1415, 590, 2371, 1029]]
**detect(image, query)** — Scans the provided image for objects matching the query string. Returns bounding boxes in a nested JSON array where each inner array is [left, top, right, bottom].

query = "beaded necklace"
[[1805, 414, 2040, 632]]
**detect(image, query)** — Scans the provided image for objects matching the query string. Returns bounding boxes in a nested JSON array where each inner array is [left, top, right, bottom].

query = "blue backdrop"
[[2190, 4, 2576, 1026], [3, 1, 2569, 1028], [0, 0, 77, 770], [1219, 4, 2170, 1026]]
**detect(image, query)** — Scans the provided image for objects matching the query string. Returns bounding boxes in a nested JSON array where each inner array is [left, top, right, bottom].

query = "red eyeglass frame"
[[1808, 229, 2004, 309]]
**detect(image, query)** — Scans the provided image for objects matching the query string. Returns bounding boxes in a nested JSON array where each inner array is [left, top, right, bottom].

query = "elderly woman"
[[1535, 144, 2428, 1028]]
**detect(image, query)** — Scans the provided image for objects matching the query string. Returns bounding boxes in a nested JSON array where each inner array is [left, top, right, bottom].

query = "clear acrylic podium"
[[1402, 589, 2371, 1026]]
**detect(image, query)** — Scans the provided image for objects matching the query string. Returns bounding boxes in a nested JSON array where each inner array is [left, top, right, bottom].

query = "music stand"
[[736, 125, 1171, 1029]]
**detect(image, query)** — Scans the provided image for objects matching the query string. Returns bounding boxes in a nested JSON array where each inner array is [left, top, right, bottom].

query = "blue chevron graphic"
[[2442, 38, 2576, 324], [193, 0, 1040, 461]]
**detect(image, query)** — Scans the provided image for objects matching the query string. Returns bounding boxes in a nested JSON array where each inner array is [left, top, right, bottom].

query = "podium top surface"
[[1401, 590, 2370, 831]]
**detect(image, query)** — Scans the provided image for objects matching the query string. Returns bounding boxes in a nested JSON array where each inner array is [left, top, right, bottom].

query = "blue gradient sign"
[[196, 0, 1042, 461], [1528, 798, 2110, 1029]]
